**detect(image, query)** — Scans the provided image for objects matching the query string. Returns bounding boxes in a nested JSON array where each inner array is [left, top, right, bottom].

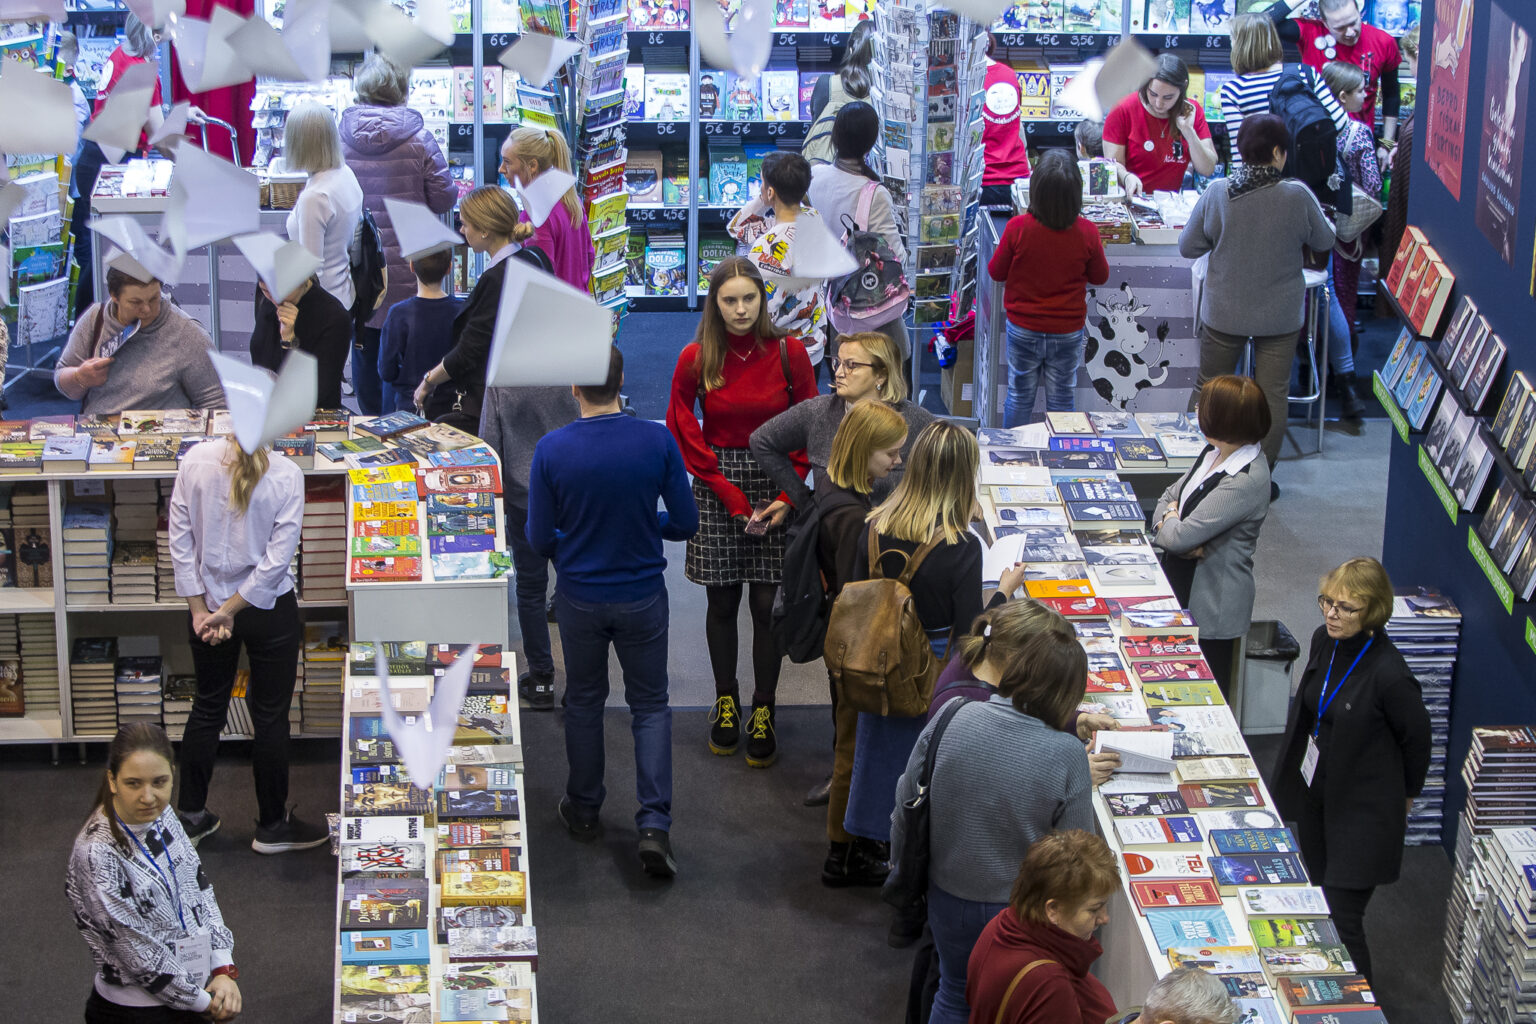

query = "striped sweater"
[[1219, 66, 1348, 169]]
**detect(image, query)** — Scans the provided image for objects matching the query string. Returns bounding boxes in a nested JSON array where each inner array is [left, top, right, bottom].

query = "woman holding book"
[[889, 601, 1096, 1024], [249, 274, 353, 410], [169, 436, 328, 855], [1151, 375, 1272, 696], [667, 257, 817, 769], [1271, 557, 1431, 983], [498, 127, 595, 291], [67, 723, 241, 1023]]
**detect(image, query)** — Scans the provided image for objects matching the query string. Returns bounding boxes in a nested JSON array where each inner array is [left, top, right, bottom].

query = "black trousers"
[[1200, 635, 1238, 700], [1321, 883, 1376, 982], [85, 990, 205, 1024], [177, 590, 301, 828]]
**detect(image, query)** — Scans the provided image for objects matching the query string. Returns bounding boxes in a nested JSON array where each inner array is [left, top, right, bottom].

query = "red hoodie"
[[967, 910, 1117, 1024]]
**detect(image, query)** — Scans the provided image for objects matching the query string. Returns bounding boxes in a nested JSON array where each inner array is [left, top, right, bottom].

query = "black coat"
[[250, 283, 353, 410], [1270, 626, 1432, 889]]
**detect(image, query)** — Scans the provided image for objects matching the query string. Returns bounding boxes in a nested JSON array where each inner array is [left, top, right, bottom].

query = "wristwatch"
[[210, 965, 239, 980]]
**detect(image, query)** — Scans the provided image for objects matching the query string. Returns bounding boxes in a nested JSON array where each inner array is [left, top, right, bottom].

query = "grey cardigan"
[[478, 385, 580, 509], [748, 394, 935, 507], [891, 695, 1093, 904], [54, 300, 225, 414], [1178, 175, 1335, 337], [1152, 448, 1271, 641]]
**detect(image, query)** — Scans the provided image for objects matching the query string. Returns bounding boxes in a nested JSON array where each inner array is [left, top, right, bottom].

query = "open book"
[[1093, 730, 1175, 774]]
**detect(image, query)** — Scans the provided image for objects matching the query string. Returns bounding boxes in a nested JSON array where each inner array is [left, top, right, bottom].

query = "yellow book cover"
[[440, 870, 527, 908], [347, 464, 416, 486], [1024, 578, 1095, 599]]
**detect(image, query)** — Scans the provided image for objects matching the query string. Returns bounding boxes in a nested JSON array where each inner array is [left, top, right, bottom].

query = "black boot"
[[889, 898, 926, 948], [745, 702, 777, 768], [1339, 372, 1366, 420], [708, 691, 741, 756], [820, 841, 851, 886], [804, 772, 832, 807]]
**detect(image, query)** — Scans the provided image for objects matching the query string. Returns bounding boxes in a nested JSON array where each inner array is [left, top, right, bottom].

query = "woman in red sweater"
[[667, 258, 817, 768], [967, 829, 1120, 1024], [986, 151, 1109, 427]]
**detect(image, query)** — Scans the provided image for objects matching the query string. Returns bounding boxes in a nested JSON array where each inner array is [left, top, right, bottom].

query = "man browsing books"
[[525, 346, 698, 879]]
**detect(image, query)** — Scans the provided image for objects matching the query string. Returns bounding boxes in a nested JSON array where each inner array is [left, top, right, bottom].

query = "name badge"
[[1300, 734, 1320, 787], [174, 933, 213, 985]]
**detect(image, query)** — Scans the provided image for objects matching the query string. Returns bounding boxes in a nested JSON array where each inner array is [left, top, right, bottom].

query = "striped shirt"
[[1219, 66, 1348, 168]]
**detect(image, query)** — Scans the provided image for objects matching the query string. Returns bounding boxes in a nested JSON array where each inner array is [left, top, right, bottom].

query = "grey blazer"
[[1152, 449, 1271, 641]]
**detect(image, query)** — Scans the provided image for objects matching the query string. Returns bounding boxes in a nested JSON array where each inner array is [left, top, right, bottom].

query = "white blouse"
[[286, 165, 365, 310]]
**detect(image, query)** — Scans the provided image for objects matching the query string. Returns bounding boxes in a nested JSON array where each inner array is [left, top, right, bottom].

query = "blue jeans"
[[506, 505, 554, 678], [928, 883, 1010, 1024], [844, 636, 949, 842], [556, 587, 673, 831], [353, 325, 384, 415], [1004, 323, 1084, 427], [1318, 254, 1355, 376]]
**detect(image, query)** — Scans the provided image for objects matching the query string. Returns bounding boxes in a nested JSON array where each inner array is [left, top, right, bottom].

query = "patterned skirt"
[[684, 445, 791, 587]]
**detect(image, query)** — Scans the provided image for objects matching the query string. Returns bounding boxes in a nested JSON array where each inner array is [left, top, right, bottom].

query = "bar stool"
[[1236, 267, 1331, 456]]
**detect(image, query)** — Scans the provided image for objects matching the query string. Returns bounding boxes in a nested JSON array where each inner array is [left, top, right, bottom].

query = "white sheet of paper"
[[0, 0, 64, 20], [105, 246, 157, 283], [83, 62, 157, 161], [324, 0, 372, 51], [209, 349, 320, 453], [0, 244, 9, 306], [485, 257, 612, 387], [229, 7, 328, 82], [0, 69, 78, 156], [232, 232, 322, 299], [375, 643, 475, 795], [784, 211, 857, 284], [170, 7, 255, 92], [1094, 38, 1159, 116], [515, 169, 574, 228], [161, 144, 262, 255], [89, 215, 186, 285], [338, 0, 452, 68], [498, 32, 582, 88], [696, 0, 774, 79], [383, 196, 463, 260], [149, 101, 192, 148], [125, 0, 184, 28], [0, 182, 28, 228]]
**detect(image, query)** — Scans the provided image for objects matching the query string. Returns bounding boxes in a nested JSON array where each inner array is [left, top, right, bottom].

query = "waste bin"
[[1237, 620, 1301, 735]]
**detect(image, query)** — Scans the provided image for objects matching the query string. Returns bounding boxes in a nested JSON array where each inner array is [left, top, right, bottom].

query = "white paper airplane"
[[160, 144, 262, 255], [1057, 38, 1158, 121], [696, 0, 774, 80], [0, 0, 64, 21], [335, 0, 452, 69], [498, 32, 582, 88], [0, 69, 78, 156], [229, 0, 331, 82], [209, 349, 320, 454], [83, 62, 158, 163], [104, 246, 157, 284], [125, 0, 184, 29], [383, 196, 463, 260], [514, 168, 575, 228], [89, 215, 186, 285], [374, 643, 476, 795], [233, 232, 323, 299], [170, 7, 255, 92], [485, 257, 612, 388], [784, 211, 857, 285], [148, 101, 192, 148]]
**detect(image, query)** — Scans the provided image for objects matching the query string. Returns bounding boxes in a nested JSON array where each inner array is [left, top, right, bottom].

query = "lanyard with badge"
[[117, 815, 212, 983], [1300, 637, 1373, 787]]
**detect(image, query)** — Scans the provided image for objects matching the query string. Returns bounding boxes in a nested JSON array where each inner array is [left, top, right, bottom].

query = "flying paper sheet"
[[1058, 38, 1158, 121], [374, 643, 475, 793], [324, 0, 372, 51], [0, 69, 78, 156], [784, 211, 857, 286], [0, 182, 27, 228], [161, 144, 262, 255], [229, 0, 331, 82], [0, 0, 65, 21], [125, 0, 184, 29], [336, 0, 452, 68], [383, 196, 463, 260], [485, 257, 612, 388], [89, 215, 186, 285], [209, 349, 320, 454], [148, 101, 192, 148], [105, 246, 157, 284], [498, 32, 582, 88], [935, 0, 1012, 21], [233, 232, 323, 299], [514, 169, 575, 228], [696, 0, 773, 80], [170, 7, 255, 92], [83, 62, 158, 163]]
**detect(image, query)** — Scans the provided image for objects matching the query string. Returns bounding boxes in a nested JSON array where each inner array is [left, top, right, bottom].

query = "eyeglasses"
[[1317, 595, 1364, 617], [831, 358, 875, 374]]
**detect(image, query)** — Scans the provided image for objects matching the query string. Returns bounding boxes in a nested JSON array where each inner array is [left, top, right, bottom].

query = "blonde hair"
[[355, 51, 410, 106], [507, 127, 583, 229], [283, 101, 344, 173], [1399, 23, 1420, 60], [226, 440, 270, 516], [868, 421, 978, 546], [1320, 557, 1395, 633], [459, 186, 535, 244], [1229, 13, 1283, 75], [692, 257, 776, 393], [1320, 59, 1367, 100], [828, 399, 907, 495], [838, 331, 907, 403]]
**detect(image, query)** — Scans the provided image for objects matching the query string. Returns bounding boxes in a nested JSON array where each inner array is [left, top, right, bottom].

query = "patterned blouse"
[[1337, 118, 1383, 200]]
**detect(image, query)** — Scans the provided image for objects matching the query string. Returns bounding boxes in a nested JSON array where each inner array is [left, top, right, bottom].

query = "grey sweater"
[[478, 385, 580, 508], [54, 300, 225, 414], [748, 394, 935, 508], [891, 695, 1093, 904], [1178, 173, 1336, 337]]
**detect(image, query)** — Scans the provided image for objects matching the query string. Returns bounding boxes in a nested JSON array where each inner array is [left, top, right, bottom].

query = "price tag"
[[454, 124, 473, 137], [1034, 33, 1058, 46], [485, 33, 511, 48], [777, 33, 795, 45], [704, 121, 722, 135], [822, 33, 841, 45], [1165, 35, 1183, 48], [656, 122, 677, 135], [767, 123, 787, 136]]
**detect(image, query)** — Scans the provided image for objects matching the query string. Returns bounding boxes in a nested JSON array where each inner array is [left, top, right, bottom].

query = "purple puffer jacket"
[[340, 105, 458, 329]]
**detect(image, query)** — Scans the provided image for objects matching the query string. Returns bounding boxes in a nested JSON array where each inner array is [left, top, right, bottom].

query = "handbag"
[[881, 696, 968, 913], [1334, 184, 1383, 244]]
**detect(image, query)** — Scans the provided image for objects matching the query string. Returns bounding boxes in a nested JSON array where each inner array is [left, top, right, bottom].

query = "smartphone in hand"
[[744, 499, 772, 537]]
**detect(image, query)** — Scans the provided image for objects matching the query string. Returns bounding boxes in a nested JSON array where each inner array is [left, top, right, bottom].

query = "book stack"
[[155, 505, 176, 601], [0, 616, 21, 714], [301, 621, 346, 734], [113, 478, 160, 550], [350, 465, 424, 584], [69, 637, 118, 736], [301, 476, 347, 603], [1456, 727, 1536, 865], [12, 484, 51, 589], [114, 652, 163, 729], [161, 674, 197, 740], [61, 503, 112, 606], [110, 541, 158, 604], [1444, 825, 1536, 1024], [1387, 587, 1462, 845], [17, 614, 57, 715], [1386, 226, 1456, 335]]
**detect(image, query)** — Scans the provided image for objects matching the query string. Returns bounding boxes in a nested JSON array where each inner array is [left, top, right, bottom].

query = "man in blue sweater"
[[526, 346, 699, 879]]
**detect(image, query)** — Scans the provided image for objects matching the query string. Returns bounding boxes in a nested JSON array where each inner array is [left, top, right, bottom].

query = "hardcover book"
[[439, 869, 527, 908], [1257, 944, 1356, 975], [1122, 851, 1211, 878], [1249, 918, 1342, 947], [1165, 946, 1261, 974], [1209, 852, 1309, 890], [1177, 782, 1265, 809], [437, 903, 523, 942], [343, 782, 435, 817], [1045, 411, 1094, 434], [1240, 885, 1331, 916], [417, 465, 502, 495], [1143, 906, 1238, 949], [357, 411, 430, 438], [444, 922, 538, 962], [340, 815, 425, 845], [1066, 500, 1143, 523], [340, 878, 430, 929], [340, 929, 431, 965], [1113, 815, 1202, 847], [437, 789, 520, 819], [438, 819, 524, 848], [1210, 828, 1298, 855], [1130, 879, 1222, 909]]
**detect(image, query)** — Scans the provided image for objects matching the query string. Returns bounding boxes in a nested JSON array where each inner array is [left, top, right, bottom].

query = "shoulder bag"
[[881, 695, 968, 913], [994, 959, 1059, 1024]]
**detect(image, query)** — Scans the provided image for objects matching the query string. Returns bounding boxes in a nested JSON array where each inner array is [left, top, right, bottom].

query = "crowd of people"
[[49, 1, 1435, 1020]]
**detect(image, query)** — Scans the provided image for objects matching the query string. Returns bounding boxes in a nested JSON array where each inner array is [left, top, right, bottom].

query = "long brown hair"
[[867, 421, 979, 545], [692, 257, 776, 393], [227, 439, 270, 516], [92, 723, 176, 851]]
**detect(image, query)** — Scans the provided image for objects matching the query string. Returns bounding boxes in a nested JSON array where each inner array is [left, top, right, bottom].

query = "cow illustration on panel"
[[1083, 282, 1170, 409]]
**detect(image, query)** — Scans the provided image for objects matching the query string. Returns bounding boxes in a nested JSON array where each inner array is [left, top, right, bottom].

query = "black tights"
[[705, 583, 781, 705]]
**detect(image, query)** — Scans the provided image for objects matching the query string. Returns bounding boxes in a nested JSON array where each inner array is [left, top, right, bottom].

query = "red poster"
[[1425, 0, 1475, 200], [1475, 4, 1531, 265]]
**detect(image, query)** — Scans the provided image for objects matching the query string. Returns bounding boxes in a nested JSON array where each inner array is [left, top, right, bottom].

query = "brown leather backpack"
[[823, 529, 941, 717]]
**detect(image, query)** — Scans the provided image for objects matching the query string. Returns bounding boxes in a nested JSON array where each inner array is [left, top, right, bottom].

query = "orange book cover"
[[1384, 229, 1421, 295], [1395, 243, 1438, 308], [1409, 260, 1455, 335], [1025, 579, 1096, 599]]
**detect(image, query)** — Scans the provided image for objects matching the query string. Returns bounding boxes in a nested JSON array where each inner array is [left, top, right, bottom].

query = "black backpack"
[[1267, 65, 1348, 211], [771, 485, 865, 663], [350, 206, 388, 320]]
